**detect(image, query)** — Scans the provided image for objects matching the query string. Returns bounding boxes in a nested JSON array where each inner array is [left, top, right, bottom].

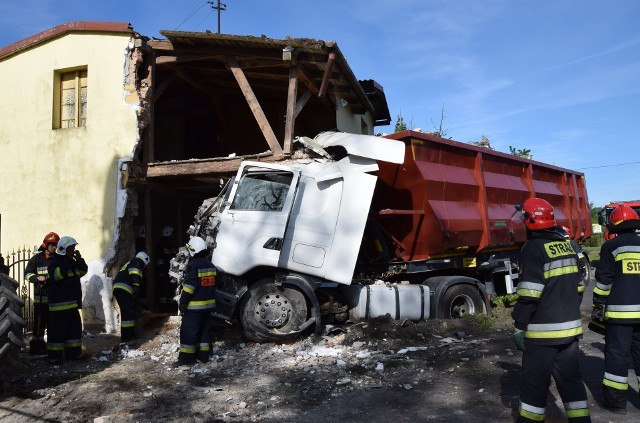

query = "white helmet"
[[186, 236, 207, 256], [56, 236, 78, 255], [136, 251, 150, 266], [161, 226, 174, 237]]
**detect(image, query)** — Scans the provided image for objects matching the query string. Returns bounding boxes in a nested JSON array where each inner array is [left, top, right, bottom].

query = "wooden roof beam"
[[226, 56, 284, 157]]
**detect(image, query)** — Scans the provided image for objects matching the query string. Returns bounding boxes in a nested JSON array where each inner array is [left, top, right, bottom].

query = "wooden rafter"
[[225, 56, 284, 157]]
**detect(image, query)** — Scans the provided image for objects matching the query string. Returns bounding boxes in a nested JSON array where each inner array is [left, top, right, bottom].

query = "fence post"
[[5, 246, 34, 334]]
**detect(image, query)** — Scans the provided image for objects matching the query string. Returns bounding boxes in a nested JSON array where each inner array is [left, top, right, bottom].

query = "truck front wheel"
[[441, 284, 484, 319], [240, 279, 308, 343]]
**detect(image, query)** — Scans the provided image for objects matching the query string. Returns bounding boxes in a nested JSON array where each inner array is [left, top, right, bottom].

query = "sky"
[[0, 0, 638, 207]]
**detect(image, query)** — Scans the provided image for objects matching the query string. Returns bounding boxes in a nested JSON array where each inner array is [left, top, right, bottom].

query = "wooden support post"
[[144, 188, 156, 311], [283, 62, 298, 154], [226, 57, 284, 157]]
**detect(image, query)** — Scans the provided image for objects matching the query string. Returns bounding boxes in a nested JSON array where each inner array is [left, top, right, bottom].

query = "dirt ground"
[[0, 285, 636, 423]]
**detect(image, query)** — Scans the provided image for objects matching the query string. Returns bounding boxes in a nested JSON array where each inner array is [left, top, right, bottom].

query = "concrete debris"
[[120, 348, 145, 358], [355, 351, 371, 359], [397, 346, 428, 354]]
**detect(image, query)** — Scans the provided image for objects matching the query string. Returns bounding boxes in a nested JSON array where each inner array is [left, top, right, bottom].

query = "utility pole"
[[208, 0, 227, 34]]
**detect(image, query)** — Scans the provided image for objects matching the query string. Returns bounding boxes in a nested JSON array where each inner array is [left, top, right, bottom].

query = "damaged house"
[[0, 21, 390, 330]]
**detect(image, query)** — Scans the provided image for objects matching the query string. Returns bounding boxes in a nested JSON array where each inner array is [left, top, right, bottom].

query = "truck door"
[[212, 162, 300, 275]]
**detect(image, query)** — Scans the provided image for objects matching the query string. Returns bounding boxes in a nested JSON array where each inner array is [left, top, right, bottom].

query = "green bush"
[[493, 293, 519, 308]]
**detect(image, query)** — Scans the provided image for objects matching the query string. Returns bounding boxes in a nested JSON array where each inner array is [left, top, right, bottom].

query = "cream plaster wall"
[[0, 32, 138, 260], [336, 98, 375, 135]]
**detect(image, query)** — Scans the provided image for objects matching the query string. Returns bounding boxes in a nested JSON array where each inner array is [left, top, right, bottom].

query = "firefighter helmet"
[[56, 236, 78, 255], [610, 204, 639, 226], [161, 226, 174, 237], [136, 251, 150, 266], [41, 232, 60, 249], [186, 236, 207, 256], [520, 197, 556, 230]]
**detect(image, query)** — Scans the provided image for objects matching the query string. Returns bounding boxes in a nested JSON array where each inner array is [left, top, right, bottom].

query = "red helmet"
[[41, 232, 60, 249], [521, 198, 556, 230], [561, 226, 572, 238], [610, 204, 639, 226]]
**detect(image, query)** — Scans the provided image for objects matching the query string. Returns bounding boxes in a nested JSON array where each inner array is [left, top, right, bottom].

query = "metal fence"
[[3, 246, 35, 334]]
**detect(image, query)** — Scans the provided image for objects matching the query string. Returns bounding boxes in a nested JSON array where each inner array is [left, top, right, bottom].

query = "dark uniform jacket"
[[24, 251, 55, 303], [156, 237, 178, 276], [179, 256, 217, 312], [47, 254, 88, 311], [512, 228, 583, 345], [594, 231, 640, 324], [113, 257, 145, 296]]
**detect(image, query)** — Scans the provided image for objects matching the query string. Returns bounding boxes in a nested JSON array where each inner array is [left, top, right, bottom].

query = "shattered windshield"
[[229, 171, 293, 211]]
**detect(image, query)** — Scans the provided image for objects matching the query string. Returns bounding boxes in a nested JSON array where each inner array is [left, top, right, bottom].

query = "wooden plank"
[[283, 62, 298, 154], [144, 154, 279, 179], [226, 57, 284, 157]]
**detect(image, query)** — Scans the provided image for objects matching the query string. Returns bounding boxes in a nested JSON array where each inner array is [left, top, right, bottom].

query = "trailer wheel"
[[441, 284, 484, 319], [0, 273, 26, 378], [579, 253, 591, 285], [241, 279, 308, 343]]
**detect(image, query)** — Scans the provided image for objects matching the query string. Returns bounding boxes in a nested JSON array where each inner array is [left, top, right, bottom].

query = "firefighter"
[[177, 236, 216, 365], [155, 225, 178, 312], [592, 204, 640, 414], [46, 236, 87, 362], [24, 231, 59, 355], [134, 225, 148, 309], [112, 251, 150, 343], [512, 198, 590, 422]]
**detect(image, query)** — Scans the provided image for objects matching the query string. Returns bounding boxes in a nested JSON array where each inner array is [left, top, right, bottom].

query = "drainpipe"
[[319, 43, 336, 98]]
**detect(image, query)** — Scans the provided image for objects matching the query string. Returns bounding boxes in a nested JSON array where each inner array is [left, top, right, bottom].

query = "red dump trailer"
[[175, 131, 593, 342], [376, 131, 592, 259]]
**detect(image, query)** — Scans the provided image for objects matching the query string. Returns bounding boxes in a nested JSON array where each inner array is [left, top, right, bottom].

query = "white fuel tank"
[[341, 283, 431, 321]]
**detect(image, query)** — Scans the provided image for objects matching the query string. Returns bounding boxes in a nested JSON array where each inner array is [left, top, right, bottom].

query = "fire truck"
[[598, 201, 640, 240]]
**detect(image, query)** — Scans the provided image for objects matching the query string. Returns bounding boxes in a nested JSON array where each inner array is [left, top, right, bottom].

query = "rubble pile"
[[2, 312, 522, 422]]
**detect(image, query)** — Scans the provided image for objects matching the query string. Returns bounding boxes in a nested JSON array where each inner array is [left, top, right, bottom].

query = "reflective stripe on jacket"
[[595, 235, 640, 323], [180, 257, 217, 312], [512, 230, 583, 345]]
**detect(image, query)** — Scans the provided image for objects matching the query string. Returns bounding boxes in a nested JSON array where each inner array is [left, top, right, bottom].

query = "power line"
[[577, 161, 640, 170], [175, 0, 209, 31]]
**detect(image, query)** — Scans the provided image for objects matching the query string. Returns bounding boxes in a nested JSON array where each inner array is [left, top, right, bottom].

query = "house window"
[[53, 68, 87, 129]]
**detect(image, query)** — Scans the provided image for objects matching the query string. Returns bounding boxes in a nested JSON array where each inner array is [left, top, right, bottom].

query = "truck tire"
[[0, 273, 26, 378], [441, 284, 484, 319], [580, 253, 591, 285], [240, 279, 308, 343]]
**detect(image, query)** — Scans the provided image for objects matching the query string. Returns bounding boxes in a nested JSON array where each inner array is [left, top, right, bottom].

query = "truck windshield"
[[229, 171, 293, 211]]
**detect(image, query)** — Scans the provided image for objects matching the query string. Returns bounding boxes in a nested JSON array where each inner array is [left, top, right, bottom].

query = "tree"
[[431, 105, 450, 138], [394, 114, 407, 132], [509, 146, 532, 159], [590, 202, 603, 223]]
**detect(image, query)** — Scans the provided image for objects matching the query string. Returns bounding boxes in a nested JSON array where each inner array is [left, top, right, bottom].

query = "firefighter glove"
[[513, 329, 525, 351], [589, 303, 606, 335]]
